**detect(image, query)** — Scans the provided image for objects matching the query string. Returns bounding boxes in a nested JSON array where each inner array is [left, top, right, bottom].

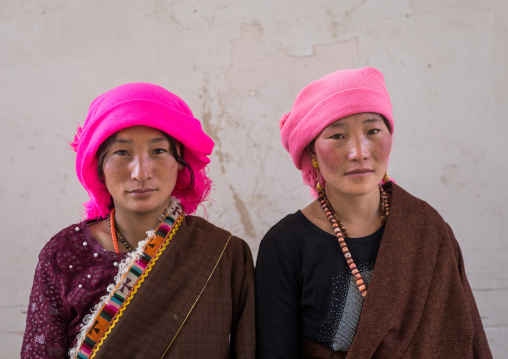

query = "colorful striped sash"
[[72, 202, 184, 359]]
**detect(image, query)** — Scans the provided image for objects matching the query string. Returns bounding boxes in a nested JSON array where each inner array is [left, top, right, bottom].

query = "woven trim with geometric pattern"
[[72, 202, 184, 359]]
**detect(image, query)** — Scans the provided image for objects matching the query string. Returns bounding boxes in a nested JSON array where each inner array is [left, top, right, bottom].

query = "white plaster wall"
[[1, 0, 507, 357]]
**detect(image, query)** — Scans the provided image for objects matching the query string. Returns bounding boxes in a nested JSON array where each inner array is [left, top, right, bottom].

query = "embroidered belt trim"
[[74, 205, 184, 359]]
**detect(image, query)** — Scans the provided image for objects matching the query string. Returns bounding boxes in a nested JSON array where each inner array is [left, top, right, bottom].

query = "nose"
[[130, 154, 152, 182], [347, 135, 370, 161]]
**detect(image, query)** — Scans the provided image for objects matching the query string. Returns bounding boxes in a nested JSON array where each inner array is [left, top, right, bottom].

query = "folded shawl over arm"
[[292, 183, 491, 358]]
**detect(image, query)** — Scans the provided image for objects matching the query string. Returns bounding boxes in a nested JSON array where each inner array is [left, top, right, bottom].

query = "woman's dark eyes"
[[330, 134, 345, 139], [329, 129, 380, 138], [153, 148, 168, 154], [112, 149, 168, 156]]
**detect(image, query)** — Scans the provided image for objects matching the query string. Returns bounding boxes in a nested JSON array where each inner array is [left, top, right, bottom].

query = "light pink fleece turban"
[[71, 82, 214, 218], [279, 67, 394, 195]]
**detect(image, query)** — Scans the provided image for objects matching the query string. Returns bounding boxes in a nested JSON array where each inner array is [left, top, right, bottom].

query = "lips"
[[346, 168, 373, 175], [128, 188, 156, 194]]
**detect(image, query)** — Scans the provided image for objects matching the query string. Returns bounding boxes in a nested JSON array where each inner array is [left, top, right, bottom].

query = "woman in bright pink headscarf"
[[22, 83, 255, 359], [256, 68, 491, 358]]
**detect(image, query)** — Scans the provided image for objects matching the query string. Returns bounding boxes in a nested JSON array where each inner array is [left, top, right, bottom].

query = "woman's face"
[[102, 125, 182, 216], [311, 112, 392, 198]]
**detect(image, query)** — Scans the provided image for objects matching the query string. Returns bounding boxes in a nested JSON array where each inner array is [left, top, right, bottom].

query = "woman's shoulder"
[[389, 183, 454, 247], [263, 211, 306, 238], [259, 210, 323, 254], [185, 214, 228, 232], [390, 182, 446, 224], [184, 215, 250, 248], [183, 215, 254, 265], [39, 221, 88, 259]]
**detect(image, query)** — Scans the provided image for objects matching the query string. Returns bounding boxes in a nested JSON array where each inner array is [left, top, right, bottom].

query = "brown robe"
[[93, 216, 255, 359], [300, 183, 492, 358]]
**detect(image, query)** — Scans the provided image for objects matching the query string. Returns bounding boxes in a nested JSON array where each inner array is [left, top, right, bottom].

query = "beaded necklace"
[[108, 208, 135, 253], [317, 185, 389, 298]]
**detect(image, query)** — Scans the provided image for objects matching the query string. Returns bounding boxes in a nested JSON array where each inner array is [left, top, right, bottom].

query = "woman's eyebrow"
[[112, 137, 167, 144], [363, 117, 383, 124], [325, 122, 346, 129], [112, 138, 131, 144], [148, 137, 168, 144]]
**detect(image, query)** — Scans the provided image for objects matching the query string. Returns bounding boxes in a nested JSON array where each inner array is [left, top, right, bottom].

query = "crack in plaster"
[[224, 22, 358, 97], [230, 185, 256, 238], [327, 0, 369, 38]]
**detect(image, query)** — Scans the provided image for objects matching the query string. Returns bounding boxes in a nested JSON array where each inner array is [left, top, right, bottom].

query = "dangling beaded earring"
[[383, 172, 390, 182], [312, 159, 324, 191]]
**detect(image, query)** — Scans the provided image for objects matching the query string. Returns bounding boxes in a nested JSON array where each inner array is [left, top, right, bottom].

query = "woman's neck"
[[328, 188, 380, 223], [303, 187, 383, 238], [113, 208, 166, 246]]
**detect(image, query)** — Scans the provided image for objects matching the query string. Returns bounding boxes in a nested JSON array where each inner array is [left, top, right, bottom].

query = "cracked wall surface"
[[1, 0, 507, 356]]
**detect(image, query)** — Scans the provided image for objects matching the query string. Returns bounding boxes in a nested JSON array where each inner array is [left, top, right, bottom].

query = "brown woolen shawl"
[[92, 216, 255, 359], [301, 182, 491, 359]]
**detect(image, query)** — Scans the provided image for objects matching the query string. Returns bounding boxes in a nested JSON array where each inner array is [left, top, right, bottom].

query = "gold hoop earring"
[[312, 159, 324, 191], [383, 172, 390, 182]]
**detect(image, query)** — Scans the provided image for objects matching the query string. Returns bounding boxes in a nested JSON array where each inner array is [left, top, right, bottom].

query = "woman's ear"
[[306, 140, 316, 156], [176, 143, 184, 171]]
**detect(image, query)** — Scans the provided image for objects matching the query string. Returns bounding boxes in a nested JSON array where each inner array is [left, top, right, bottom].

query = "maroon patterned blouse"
[[21, 220, 127, 359]]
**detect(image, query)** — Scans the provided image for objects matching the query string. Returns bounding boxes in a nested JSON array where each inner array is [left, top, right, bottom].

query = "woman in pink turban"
[[255, 68, 491, 358], [21, 83, 255, 359]]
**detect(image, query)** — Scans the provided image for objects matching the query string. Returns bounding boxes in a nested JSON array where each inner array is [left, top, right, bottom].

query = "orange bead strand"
[[318, 185, 389, 298], [108, 208, 120, 254]]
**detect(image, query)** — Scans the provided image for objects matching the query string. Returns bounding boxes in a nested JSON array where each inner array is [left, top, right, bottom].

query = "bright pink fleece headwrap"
[[279, 67, 394, 194], [71, 82, 214, 218]]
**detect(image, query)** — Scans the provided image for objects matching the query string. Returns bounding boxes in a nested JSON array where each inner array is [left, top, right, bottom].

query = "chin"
[[122, 201, 169, 215], [345, 188, 375, 197], [333, 180, 381, 197]]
